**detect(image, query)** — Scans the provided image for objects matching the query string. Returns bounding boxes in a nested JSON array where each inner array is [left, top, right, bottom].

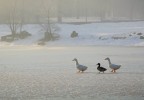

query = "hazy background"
[[0, 0, 144, 23]]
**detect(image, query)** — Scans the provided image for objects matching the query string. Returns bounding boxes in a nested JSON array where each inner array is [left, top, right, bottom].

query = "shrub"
[[71, 31, 78, 38], [19, 31, 31, 39], [140, 36, 144, 39], [112, 36, 126, 40], [44, 32, 60, 41], [37, 41, 45, 45], [137, 33, 142, 35], [1, 35, 14, 42]]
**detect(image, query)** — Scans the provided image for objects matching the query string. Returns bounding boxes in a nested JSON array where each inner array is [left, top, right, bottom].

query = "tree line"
[[0, 0, 144, 24]]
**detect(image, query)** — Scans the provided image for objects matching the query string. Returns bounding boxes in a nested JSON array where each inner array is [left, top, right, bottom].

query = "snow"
[[0, 21, 144, 46]]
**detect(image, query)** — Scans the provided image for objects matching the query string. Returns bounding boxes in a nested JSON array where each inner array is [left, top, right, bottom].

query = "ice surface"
[[0, 46, 144, 100]]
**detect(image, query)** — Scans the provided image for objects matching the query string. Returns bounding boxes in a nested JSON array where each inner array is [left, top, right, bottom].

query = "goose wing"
[[110, 64, 121, 69], [77, 64, 87, 71]]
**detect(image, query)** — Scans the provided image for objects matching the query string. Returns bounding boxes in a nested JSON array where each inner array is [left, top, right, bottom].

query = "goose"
[[97, 63, 107, 73], [72, 58, 88, 73], [105, 57, 121, 73]]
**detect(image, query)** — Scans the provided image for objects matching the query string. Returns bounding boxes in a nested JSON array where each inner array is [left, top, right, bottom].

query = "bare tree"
[[76, 0, 80, 19], [39, 0, 59, 41], [57, 0, 62, 23], [84, 0, 88, 23], [7, 0, 19, 39], [6, 0, 25, 40], [19, 0, 25, 33]]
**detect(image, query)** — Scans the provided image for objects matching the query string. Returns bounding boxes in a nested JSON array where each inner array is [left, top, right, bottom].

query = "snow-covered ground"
[[0, 21, 144, 46], [0, 46, 144, 100]]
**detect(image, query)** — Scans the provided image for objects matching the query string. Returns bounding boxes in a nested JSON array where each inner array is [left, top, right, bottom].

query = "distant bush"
[[1, 35, 14, 42], [37, 41, 45, 45], [137, 33, 142, 35], [44, 32, 60, 41], [1, 31, 31, 42], [71, 31, 78, 38], [99, 36, 108, 40], [112, 36, 126, 40], [140, 36, 144, 39], [18, 31, 31, 39]]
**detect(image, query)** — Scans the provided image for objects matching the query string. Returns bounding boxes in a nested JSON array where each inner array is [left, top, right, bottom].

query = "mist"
[[0, 0, 144, 23]]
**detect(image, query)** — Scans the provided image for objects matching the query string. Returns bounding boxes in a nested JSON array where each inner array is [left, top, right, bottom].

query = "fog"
[[0, 0, 144, 23]]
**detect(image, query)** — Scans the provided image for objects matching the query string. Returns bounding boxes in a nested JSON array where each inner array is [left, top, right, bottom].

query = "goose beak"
[[72, 58, 76, 61], [105, 57, 109, 60]]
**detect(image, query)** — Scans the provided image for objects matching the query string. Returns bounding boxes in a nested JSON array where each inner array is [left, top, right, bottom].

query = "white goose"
[[105, 57, 121, 73], [72, 58, 88, 73]]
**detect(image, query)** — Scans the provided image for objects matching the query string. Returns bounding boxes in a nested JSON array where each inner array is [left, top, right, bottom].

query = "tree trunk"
[[57, 0, 62, 23]]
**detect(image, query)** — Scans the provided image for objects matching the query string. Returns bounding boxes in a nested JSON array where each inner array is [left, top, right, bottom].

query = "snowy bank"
[[0, 21, 144, 46]]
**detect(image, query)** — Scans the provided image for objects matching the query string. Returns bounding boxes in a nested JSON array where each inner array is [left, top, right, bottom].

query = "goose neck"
[[75, 60, 79, 65], [107, 59, 111, 65]]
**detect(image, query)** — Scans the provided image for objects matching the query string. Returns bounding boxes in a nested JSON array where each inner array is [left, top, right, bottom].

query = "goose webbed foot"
[[77, 70, 81, 73], [111, 69, 116, 73]]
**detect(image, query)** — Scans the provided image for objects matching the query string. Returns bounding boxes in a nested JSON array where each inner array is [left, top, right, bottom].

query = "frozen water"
[[0, 46, 144, 100]]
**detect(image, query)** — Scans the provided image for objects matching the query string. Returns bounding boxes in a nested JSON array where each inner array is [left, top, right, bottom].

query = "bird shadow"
[[81, 71, 144, 75], [79, 71, 118, 75]]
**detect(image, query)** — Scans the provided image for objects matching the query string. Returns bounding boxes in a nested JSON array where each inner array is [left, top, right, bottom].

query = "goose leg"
[[114, 70, 116, 73], [111, 69, 114, 72]]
